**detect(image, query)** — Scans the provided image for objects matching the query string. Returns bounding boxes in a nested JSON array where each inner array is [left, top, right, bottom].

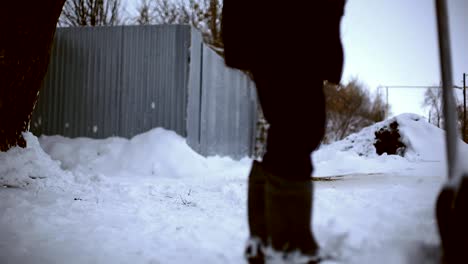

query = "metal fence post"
[[464, 73, 466, 141], [435, 0, 458, 179]]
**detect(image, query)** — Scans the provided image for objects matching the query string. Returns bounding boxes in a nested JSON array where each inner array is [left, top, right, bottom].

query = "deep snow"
[[1, 113, 467, 263]]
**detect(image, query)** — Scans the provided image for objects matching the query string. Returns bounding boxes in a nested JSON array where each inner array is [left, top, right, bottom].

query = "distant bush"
[[323, 79, 387, 144]]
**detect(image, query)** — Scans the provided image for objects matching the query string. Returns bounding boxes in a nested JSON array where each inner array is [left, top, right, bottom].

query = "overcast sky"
[[124, 0, 467, 117], [341, 0, 468, 117]]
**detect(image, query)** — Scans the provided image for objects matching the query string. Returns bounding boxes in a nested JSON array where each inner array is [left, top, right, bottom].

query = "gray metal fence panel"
[[33, 27, 123, 138], [31, 25, 257, 159], [186, 28, 204, 152], [32, 25, 191, 139], [119, 25, 190, 137], [195, 44, 258, 159]]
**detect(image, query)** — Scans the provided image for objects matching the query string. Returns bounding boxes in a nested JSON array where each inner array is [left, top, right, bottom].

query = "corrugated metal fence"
[[32, 25, 258, 159]]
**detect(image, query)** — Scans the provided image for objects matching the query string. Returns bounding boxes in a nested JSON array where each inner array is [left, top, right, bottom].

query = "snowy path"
[[1, 170, 444, 264], [314, 173, 443, 263]]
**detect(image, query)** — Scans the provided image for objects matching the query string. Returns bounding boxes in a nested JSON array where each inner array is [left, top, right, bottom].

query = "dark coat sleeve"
[[221, 0, 258, 70], [221, 0, 346, 83], [321, 0, 345, 84]]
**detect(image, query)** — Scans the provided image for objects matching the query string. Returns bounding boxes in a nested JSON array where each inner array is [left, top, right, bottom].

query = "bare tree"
[[206, 0, 222, 48], [422, 86, 468, 142], [323, 79, 387, 143], [152, 0, 191, 24], [0, 1, 66, 152], [60, 0, 121, 27], [422, 87, 443, 128], [367, 91, 387, 122], [134, 0, 223, 48], [457, 103, 468, 142], [136, 0, 153, 25]]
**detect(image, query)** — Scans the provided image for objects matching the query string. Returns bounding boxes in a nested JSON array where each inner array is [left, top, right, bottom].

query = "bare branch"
[[59, 0, 121, 27]]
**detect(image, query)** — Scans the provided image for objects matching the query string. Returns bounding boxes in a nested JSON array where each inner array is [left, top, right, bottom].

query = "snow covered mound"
[[0, 133, 73, 189], [39, 128, 209, 178], [321, 113, 467, 161], [313, 113, 468, 176]]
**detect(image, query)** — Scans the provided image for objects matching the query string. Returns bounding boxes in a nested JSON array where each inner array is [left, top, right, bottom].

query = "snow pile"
[[312, 113, 468, 177], [319, 114, 444, 159], [321, 113, 468, 162], [396, 114, 447, 161], [0, 133, 73, 189], [39, 128, 209, 179]]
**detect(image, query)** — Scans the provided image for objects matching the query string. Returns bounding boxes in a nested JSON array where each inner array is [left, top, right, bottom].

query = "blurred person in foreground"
[[221, 1, 346, 263]]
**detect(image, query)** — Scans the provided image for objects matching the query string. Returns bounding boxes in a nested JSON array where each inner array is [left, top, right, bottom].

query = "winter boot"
[[264, 169, 320, 264], [245, 161, 267, 264], [437, 176, 468, 264]]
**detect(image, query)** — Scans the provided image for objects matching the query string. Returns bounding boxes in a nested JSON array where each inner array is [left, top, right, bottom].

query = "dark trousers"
[[252, 65, 326, 180]]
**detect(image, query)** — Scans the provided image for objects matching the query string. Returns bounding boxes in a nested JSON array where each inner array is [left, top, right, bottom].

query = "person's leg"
[[253, 65, 326, 179], [251, 64, 326, 260], [244, 160, 267, 264]]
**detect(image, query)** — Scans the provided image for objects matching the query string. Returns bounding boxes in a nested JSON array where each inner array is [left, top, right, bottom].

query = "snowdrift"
[[1, 128, 250, 189], [313, 113, 468, 177], [2, 113, 466, 187], [39, 128, 209, 178], [0, 133, 74, 189], [320, 113, 467, 161]]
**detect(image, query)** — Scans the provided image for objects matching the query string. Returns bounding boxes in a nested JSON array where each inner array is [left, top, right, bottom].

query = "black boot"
[[264, 169, 320, 264], [437, 176, 468, 264], [245, 161, 267, 264]]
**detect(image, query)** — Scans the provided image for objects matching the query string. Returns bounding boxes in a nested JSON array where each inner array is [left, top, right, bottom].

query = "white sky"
[[124, 0, 467, 118]]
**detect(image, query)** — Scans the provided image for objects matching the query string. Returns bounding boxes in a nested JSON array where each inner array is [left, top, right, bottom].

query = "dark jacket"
[[221, 0, 345, 84]]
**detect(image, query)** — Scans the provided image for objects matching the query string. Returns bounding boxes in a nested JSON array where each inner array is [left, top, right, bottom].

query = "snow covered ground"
[[1, 113, 467, 264]]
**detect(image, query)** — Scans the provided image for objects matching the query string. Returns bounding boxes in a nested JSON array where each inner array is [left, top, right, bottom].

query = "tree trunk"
[[0, 1, 65, 152]]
